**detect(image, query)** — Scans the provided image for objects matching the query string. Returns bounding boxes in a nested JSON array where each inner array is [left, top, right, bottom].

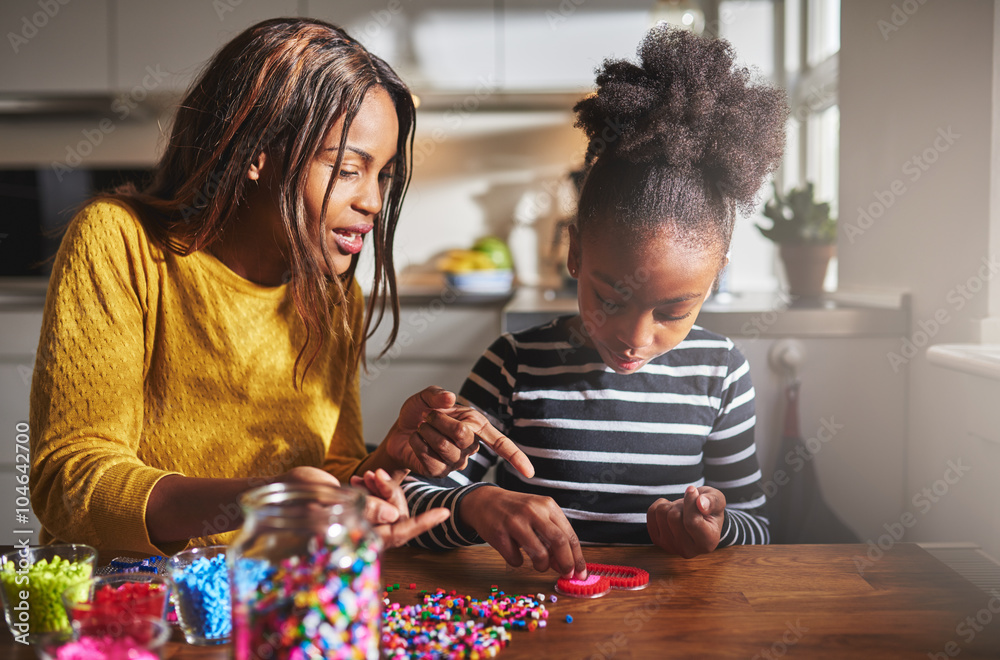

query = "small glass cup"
[[0, 543, 97, 642], [167, 545, 230, 645], [62, 574, 171, 627], [34, 614, 170, 660]]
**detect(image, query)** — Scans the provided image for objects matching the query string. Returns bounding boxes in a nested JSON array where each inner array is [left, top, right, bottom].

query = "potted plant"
[[757, 182, 837, 297]]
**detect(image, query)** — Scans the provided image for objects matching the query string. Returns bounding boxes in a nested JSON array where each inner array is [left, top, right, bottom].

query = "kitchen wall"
[[839, 0, 1000, 560]]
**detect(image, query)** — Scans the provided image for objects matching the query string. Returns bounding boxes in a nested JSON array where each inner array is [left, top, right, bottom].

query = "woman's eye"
[[338, 169, 358, 178]]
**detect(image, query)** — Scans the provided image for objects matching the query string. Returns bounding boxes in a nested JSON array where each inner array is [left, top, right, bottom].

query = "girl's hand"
[[384, 386, 534, 479], [646, 486, 726, 558], [349, 468, 450, 548], [459, 486, 586, 579]]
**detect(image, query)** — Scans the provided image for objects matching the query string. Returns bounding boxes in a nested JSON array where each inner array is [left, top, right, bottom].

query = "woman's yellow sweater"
[[29, 200, 367, 557]]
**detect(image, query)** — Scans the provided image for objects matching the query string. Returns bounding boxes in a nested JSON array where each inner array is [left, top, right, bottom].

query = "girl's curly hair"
[[574, 24, 788, 259]]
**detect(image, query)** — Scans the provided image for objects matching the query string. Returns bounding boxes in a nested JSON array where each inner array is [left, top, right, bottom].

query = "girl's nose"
[[616, 311, 654, 352]]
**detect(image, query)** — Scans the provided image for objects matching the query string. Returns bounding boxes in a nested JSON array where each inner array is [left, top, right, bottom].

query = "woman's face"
[[304, 86, 399, 276], [568, 223, 721, 374]]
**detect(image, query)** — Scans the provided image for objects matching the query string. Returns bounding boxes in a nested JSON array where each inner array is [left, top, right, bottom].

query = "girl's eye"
[[338, 169, 358, 179], [595, 292, 621, 313], [656, 310, 692, 323]]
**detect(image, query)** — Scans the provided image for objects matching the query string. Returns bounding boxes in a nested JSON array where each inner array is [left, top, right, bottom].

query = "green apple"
[[472, 236, 513, 270]]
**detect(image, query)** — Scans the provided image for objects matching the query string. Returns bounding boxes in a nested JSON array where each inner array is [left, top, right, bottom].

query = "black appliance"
[[0, 167, 152, 277]]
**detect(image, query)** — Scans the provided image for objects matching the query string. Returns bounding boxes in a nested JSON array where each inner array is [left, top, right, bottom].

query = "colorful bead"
[[170, 554, 231, 641], [0, 554, 93, 635], [381, 584, 550, 658], [65, 580, 168, 623], [50, 634, 159, 660], [231, 538, 380, 659]]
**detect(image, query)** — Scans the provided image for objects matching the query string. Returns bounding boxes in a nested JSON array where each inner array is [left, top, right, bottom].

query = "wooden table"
[[2, 543, 998, 658]]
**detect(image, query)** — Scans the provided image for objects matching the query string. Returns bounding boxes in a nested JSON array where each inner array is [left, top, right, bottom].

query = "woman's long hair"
[[111, 17, 413, 385]]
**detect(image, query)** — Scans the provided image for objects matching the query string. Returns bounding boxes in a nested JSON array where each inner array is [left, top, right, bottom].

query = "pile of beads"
[[0, 554, 93, 634], [44, 633, 160, 660], [231, 532, 381, 660], [96, 556, 175, 623], [381, 586, 550, 658], [65, 580, 169, 623], [169, 553, 231, 641]]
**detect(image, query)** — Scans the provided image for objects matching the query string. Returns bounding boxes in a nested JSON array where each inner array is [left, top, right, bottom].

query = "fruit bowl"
[[445, 269, 514, 294]]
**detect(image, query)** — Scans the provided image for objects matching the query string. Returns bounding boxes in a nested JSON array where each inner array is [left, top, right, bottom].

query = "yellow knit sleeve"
[[29, 200, 182, 556], [321, 278, 368, 483]]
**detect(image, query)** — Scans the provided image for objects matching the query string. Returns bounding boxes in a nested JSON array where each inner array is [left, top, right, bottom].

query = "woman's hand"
[[379, 386, 534, 479], [646, 486, 726, 558], [459, 486, 586, 579], [349, 468, 450, 548], [272, 466, 449, 547]]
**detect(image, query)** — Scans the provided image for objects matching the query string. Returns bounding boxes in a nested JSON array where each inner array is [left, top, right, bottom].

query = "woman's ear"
[[567, 224, 581, 279], [248, 152, 267, 181]]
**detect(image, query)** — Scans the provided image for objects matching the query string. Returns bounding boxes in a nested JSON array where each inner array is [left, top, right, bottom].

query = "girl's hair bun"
[[574, 24, 787, 214]]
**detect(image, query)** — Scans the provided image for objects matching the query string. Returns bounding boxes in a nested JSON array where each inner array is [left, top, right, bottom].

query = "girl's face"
[[568, 223, 722, 374], [304, 86, 399, 276]]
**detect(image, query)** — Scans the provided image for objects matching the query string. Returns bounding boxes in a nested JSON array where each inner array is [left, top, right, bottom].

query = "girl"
[[28, 17, 531, 558], [403, 25, 787, 578]]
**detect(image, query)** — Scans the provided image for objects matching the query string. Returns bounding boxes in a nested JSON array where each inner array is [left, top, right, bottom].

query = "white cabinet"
[[499, 7, 651, 90], [309, 0, 652, 92], [114, 0, 298, 93], [911, 365, 1000, 563], [3, 1, 660, 98], [360, 302, 502, 449], [0, 308, 44, 545], [0, 0, 110, 94], [304, 0, 496, 91]]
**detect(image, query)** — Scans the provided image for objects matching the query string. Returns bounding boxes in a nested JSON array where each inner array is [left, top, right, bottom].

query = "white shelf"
[[927, 344, 1000, 382]]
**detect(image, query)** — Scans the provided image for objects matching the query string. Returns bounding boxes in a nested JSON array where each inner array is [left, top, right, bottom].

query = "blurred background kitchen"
[[1, 0, 998, 581]]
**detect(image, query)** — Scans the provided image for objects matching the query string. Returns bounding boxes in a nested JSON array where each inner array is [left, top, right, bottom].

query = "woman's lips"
[[331, 224, 373, 255]]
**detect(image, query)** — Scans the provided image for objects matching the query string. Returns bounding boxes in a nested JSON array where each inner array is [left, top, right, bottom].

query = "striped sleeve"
[[705, 344, 770, 546], [403, 334, 518, 549]]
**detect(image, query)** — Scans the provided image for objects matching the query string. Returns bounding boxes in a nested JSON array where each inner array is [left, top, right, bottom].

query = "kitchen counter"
[[927, 343, 1000, 381], [0, 277, 513, 313], [0, 278, 911, 338], [503, 286, 910, 337], [0, 278, 48, 308]]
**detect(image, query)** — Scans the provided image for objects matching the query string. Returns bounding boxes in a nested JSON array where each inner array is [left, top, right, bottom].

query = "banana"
[[437, 249, 497, 273]]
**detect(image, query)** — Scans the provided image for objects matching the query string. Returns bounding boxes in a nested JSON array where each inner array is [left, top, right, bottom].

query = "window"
[[716, 0, 840, 293]]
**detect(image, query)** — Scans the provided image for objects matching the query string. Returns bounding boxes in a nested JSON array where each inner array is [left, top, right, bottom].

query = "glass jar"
[[229, 483, 382, 660]]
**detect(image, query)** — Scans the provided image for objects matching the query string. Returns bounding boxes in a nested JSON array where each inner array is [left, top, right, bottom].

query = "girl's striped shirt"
[[404, 315, 769, 548]]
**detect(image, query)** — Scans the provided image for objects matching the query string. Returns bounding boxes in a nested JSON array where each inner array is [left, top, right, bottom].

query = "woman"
[[29, 17, 531, 558]]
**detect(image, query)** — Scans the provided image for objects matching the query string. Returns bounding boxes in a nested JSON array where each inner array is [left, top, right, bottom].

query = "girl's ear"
[[711, 252, 731, 294], [248, 152, 267, 181], [567, 224, 581, 279]]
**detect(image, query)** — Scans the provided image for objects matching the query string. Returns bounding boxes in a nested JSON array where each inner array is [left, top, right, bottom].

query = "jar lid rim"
[[239, 482, 365, 510]]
